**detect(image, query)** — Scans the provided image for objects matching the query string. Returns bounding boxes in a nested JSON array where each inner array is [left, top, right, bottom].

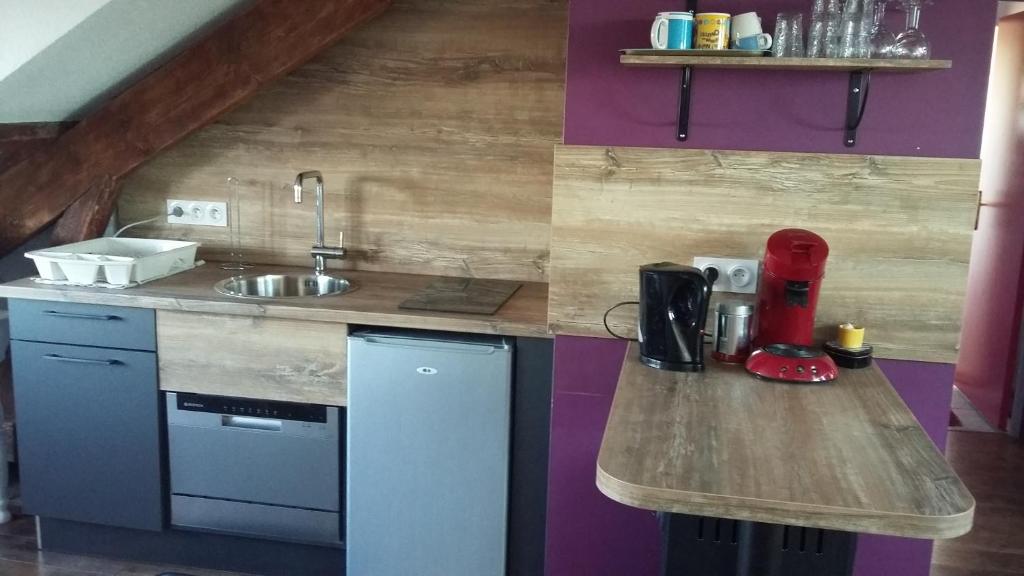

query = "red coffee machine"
[[752, 229, 829, 348]]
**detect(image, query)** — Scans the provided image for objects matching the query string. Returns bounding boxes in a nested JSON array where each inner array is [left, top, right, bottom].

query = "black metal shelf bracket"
[[844, 70, 872, 147], [677, 0, 698, 143], [679, 68, 874, 146], [677, 66, 693, 142]]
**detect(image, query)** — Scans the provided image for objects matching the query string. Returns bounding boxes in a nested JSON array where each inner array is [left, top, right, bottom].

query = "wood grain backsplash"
[[549, 145, 981, 363], [117, 0, 567, 282]]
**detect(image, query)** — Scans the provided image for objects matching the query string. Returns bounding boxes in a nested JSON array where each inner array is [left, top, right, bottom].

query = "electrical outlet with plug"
[[166, 199, 228, 227], [693, 257, 760, 294]]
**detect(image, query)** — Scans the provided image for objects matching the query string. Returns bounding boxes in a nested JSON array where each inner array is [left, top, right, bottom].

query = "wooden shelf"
[[618, 49, 953, 146], [619, 51, 953, 72]]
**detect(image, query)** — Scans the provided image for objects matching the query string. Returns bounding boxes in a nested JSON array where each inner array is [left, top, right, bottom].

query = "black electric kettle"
[[637, 262, 713, 372]]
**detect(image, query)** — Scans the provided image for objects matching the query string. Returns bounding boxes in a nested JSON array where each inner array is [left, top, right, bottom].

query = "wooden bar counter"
[[597, 342, 974, 540]]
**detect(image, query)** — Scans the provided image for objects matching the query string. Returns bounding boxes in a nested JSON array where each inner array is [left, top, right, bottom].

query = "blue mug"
[[730, 12, 772, 51], [651, 12, 694, 50], [735, 33, 772, 50]]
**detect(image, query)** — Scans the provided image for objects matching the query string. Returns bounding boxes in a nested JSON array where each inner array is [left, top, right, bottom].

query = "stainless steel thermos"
[[712, 302, 753, 363]]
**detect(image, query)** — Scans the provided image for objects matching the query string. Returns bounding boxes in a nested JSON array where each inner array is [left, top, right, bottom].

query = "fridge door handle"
[[357, 337, 507, 355]]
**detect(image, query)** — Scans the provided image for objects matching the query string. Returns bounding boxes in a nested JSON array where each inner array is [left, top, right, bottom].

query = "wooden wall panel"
[[549, 145, 981, 363], [118, 0, 566, 283]]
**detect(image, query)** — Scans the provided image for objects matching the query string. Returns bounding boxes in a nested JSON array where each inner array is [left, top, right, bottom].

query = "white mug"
[[731, 11, 772, 50]]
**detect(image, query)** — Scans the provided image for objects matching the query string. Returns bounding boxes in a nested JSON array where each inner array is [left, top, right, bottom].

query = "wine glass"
[[893, 0, 930, 59], [868, 0, 897, 58]]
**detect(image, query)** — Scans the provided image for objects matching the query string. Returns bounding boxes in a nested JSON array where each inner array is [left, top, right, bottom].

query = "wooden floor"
[[932, 430, 1024, 576], [0, 508, 254, 576], [0, 430, 1018, 575]]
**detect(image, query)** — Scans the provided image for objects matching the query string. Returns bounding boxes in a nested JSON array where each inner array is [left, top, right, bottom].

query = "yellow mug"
[[695, 13, 731, 49]]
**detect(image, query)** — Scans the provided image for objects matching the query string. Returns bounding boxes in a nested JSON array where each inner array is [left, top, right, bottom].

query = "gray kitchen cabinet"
[[9, 301, 163, 531], [8, 299, 157, 351]]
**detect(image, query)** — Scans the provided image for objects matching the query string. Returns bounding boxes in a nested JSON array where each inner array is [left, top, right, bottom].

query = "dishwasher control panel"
[[175, 392, 328, 423]]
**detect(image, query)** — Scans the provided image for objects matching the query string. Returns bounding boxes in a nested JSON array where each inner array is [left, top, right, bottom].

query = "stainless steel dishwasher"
[[166, 393, 342, 545], [347, 329, 513, 576]]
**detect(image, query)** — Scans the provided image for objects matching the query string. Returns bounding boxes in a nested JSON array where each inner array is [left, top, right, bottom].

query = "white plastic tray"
[[26, 238, 200, 287]]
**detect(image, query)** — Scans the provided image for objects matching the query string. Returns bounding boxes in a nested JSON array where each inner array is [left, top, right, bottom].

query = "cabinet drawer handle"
[[42, 354, 121, 366], [43, 310, 122, 321]]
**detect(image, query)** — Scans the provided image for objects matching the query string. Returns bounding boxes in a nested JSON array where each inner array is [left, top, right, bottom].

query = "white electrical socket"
[[167, 199, 228, 227], [693, 257, 760, 294]]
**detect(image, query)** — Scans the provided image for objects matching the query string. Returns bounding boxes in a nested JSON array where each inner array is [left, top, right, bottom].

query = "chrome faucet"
[[293, 171, 346, 275]]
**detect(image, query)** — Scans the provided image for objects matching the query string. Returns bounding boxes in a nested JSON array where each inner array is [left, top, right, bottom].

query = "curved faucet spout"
[[293, 170, 345, 275], [293, 170, 323, 204]]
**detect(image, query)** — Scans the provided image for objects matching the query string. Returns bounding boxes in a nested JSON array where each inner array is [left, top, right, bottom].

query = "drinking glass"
[[807, 0, 830, 57], [220, 177, 252, 271], [857, 0, 875, 57], [773, 12, 805, 57], [893, 0, 930, 59], [868, 0, 897, 58], [838, 0, 866, 58], [823, 0, 845, 57]]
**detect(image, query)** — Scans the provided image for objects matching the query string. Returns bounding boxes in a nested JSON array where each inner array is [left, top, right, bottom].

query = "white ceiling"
[[0, 0, 251, 122], [0, 0, 112, 82]]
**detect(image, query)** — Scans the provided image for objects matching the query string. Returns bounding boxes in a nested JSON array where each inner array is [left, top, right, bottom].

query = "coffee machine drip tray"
[[745, 344, 839, 383]]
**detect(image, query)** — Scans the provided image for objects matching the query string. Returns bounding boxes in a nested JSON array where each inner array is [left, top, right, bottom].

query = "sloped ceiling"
[[0, 0, 111, 81], [0, 0, 252, 122]]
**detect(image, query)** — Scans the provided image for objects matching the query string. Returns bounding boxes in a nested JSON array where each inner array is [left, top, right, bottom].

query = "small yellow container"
[[695, 13, 731, 49], [837, 323, 866, 349]]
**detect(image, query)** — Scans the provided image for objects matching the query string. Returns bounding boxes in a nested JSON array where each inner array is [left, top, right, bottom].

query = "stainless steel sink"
[[214, 274, 355, 299]]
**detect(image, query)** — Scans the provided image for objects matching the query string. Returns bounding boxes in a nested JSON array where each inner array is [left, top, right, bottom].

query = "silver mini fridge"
[[346, 330, 513, 576]]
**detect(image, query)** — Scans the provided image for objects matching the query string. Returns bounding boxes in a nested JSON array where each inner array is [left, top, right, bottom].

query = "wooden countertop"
[[597, 343, 974, 539], [0, 264, 550, 339]]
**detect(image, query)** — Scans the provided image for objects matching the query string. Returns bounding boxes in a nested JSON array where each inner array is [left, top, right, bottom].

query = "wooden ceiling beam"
[[51, 175, 122, 246], [0, 0, 392, 256], [0, 122, 75, 173]]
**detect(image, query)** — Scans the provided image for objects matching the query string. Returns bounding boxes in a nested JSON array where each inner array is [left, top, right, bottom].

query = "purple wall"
[[545, 337, 660, 576], [547, 1, 996, 574], [565, 0, 996, 158]]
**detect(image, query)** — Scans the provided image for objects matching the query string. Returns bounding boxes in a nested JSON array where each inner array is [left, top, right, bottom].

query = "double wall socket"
[[167, 200, 228, 227], [693, 257, 760, 294]]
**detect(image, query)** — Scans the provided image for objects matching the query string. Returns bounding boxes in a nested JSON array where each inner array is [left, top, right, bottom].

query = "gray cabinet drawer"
[[9, 299, 155, 351], [11, 340, 163, 530]]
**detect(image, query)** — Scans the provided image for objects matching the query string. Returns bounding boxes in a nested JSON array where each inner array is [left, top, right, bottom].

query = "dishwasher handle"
[[221, 415, 283, 432]]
